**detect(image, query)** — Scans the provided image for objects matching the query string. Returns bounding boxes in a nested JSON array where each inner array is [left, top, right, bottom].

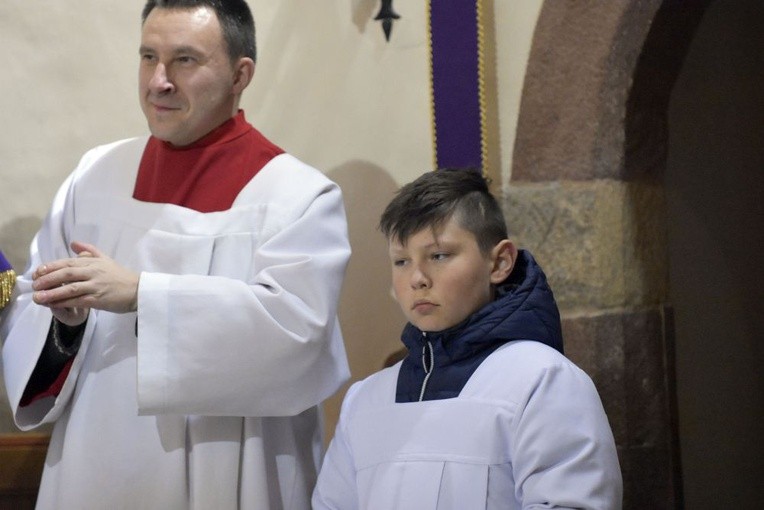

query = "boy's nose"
[[410, 267, 431, 289]]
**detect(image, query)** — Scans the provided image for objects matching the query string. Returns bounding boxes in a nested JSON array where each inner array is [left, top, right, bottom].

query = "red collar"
[[133, 111, 284, 212]]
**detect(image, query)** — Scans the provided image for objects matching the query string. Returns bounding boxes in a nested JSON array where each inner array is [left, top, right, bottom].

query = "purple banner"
[[430, 0, 484, 171], [0, 250, 12, 272]]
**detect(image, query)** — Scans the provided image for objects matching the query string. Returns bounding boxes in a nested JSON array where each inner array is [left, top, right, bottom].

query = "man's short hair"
[[142, 0, 257, 63], [379, 169, 509, 254]]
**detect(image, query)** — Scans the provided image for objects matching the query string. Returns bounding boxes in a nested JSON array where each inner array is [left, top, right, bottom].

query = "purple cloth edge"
[[0, 250, 12, 272]]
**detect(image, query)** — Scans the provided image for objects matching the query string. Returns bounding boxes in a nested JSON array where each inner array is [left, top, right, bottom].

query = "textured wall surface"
[[508, 0, 764, 507], [665, 0, 764, 505], [509, 1, 686, 507]]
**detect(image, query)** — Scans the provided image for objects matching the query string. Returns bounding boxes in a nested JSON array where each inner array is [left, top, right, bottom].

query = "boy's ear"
[[489, 240, 517, 284]]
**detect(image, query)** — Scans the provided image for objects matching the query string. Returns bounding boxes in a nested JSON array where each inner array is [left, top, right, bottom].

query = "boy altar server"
[[313, 169, 622, 509]]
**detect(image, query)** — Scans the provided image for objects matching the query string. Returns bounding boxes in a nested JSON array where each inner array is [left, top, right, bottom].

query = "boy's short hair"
[[379, 169, 509, 254]]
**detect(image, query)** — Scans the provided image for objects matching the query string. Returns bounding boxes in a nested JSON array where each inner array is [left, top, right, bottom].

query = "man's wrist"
[[51, 318, 86, 356]]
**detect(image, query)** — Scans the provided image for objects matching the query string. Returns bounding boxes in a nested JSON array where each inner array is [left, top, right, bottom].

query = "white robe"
[[1, 136, 351, 509], [313, 340, 622, 510]]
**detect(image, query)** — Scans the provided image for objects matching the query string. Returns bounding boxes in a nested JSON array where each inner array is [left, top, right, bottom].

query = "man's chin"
[[148, 127, 188, 147]]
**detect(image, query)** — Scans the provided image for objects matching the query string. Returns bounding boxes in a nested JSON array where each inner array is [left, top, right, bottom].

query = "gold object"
[[1, 268, 15, 309]]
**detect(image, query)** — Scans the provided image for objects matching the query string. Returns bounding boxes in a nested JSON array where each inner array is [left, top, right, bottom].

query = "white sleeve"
[[313, 382, 362, 510], [511, 361, 623, 509], [1, 148, 104, 429], [136, 168, 352, 417]]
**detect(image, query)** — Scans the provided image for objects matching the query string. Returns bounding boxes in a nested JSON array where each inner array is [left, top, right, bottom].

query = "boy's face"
[[388, 217, 514, 332]]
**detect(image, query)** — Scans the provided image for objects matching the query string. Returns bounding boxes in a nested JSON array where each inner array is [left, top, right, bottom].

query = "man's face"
[[139, 7, 240, 146], [388, 217, 498, 332]]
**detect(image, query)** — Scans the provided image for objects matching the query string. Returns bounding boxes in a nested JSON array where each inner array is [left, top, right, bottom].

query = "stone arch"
[[506, 1, 714, 508]]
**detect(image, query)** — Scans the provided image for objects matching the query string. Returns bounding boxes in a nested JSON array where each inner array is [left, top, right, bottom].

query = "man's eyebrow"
[[171, 45, 205, 56], [138, 44, 205, 56]]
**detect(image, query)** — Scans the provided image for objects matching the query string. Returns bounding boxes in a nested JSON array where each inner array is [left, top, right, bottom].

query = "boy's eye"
[[432, 252, 449, 261], [140, 53, 156, 62], [393, 259, 407, 267], [177, 55, 195, 64]]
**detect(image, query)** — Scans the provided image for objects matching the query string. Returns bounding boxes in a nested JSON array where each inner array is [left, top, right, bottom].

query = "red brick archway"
[[508, 2, 713, 508]]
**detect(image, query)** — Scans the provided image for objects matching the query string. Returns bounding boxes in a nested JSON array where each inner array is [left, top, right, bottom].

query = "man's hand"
[[32, 241, 139, 326]]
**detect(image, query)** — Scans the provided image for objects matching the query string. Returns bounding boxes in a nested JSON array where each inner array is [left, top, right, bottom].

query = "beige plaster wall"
[[0, 1, 541, 438]]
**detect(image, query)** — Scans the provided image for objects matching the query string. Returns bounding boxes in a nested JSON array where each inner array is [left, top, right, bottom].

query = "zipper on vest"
[[418, 332, 434, 402]]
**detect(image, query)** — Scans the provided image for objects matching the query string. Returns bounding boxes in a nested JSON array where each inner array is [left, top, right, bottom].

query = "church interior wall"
[[666, 0, 764, 505]]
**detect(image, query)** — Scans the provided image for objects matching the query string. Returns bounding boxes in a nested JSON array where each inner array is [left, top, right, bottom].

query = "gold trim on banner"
[[426, 0, 437, 173], [480, 0, 500, 190], [477, 0, 488, 180], [1, 269, 15, 309]]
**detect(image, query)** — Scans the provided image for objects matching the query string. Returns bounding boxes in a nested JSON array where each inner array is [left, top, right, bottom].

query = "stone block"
[[502, 180, 668, 309], [562, 306, 682, 510]]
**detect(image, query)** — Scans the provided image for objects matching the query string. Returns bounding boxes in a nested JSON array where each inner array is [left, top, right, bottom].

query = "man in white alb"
[[1, 1, 350, 508]]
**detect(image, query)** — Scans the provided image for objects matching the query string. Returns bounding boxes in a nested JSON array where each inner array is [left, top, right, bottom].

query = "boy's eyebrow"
[[389, 239, 447, 254]]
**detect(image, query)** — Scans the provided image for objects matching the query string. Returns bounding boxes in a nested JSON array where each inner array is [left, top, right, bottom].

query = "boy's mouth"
[[412, 300, 437, 313]]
